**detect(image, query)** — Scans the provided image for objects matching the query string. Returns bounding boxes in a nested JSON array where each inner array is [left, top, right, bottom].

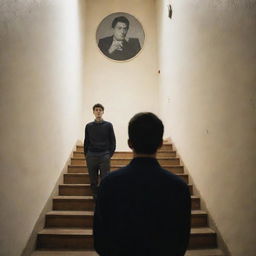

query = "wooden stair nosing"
[[38, 227, 215, 237], [45, 209, 207, 228], [31, 249, 224, 256], [37, 226, 217, 250]]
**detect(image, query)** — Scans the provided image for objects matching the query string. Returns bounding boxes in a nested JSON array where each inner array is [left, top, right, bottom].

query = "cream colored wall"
[[83, 0, 159, 150], [156, 1, 256, 256], [0, 1, 86, 255]]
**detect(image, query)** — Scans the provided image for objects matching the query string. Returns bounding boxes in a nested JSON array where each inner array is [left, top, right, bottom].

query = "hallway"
[[0, 1, 256, 256]]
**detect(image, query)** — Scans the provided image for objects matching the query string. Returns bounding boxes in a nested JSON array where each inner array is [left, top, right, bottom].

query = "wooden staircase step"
[[52, 195, 199, 211], [45, 209, 206, 228], [71, 157, 180, 166], [59, 183, 193, 196], [76, 143, 173, 152], [53, 196, 95, 211], [37, 227, 216, 250], [189, 228, 217, 249], [31, 251, 98, 256], [73, 151, 177, 158], [68, 165, 184, 174], [63, 173, 189, 184], [64, 174, 90, 184], [31, 249, 224, 256], [191, 210, 208, 227], [186, 249, 224, 256], [45, 211, 93, 228], [59, 184, 92, 196], [37, 229, 93, 250]]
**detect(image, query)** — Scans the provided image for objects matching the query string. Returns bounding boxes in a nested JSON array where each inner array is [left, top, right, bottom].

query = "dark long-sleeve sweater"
[[84, 120, 116, 157]]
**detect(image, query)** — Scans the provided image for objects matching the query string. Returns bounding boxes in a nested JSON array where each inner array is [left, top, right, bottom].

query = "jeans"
[[86, 153, 110, 199]]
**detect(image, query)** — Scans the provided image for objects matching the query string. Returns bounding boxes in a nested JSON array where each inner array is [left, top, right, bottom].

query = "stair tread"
[[112, 150, 176, 153], [38, 227, 214, 236], [54, 196, 93, 200], [69, 164, 184, 167], [32, 249, 224, 256], [38, 229, 92, 235], [186, 249, 224, 256], [47, 211, 94, 216], [72, 157, 179, 160], [64, 173, 187, 176], [60, 184, 90, 186], [46, 209, 205, 216], [31, 252, 97, 256], [190, 227, 215, 234], [54, 195, 197, 199]]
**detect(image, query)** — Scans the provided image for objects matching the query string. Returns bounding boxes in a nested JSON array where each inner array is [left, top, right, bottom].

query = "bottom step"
[[32, 249, 224, 256], [37, 227, 216, 250]]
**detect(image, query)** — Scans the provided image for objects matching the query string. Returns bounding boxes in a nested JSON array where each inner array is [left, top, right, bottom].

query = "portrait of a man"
[[96, 13, 145, 61]]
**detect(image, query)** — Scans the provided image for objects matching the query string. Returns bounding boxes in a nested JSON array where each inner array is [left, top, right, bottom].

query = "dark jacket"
[[93, 157, 191, 256], [84, 121, 116, 157], [98, 36, 141, 61]]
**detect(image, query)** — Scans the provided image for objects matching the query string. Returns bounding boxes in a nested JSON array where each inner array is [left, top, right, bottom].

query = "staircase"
[[31, 143, 224, 256]]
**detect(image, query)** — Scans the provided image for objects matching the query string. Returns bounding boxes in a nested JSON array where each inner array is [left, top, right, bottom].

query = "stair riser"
[[71, 159, 180, 166], [45, 214, 206, 228], [76, 145, 173, 152], [45, 215, 93, 228], [59, 184, 192, 196], [53, 200, 95, 211], [189, 233, 217, 249], [63, 174, 188, 184], [37, 235, 93, 250], [73, 152, 176, 158], [59, 186, 92, 196], [37, 232, 215, 250], [191, 215, 208, 227], [68, 166, 184, 174], [64, 175, 90, 184], [52, 198, 199, 211]]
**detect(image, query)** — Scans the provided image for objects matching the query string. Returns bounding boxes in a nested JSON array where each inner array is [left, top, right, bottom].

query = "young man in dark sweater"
[[93, 112, 191, 256], [84, 103, 116, 200]]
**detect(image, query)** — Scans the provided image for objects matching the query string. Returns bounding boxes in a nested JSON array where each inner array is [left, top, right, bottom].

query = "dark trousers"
[[86, 154, 110, 199]]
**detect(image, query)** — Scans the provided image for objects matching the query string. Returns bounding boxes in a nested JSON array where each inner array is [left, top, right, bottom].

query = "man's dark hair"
[[93, 103, 104, 111], [128, 112, 164, 154], [112, 16, 130, 30]]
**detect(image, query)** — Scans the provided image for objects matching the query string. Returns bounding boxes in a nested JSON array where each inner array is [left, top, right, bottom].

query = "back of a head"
[[128, 112, 164, 154]]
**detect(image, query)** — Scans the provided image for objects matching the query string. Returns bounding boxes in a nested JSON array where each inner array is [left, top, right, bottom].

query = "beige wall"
[[82, 0, 159, 150], [156, 1, 256, 255], [0, 1, 86, 255]]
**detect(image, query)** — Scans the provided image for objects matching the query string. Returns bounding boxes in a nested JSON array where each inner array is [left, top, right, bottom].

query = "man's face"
[[113, 22, 128, 41], [93, 107, 104, 119]]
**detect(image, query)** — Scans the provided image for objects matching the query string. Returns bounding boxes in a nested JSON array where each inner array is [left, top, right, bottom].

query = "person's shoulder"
[[99, 36, 113, 44], [103, 120, 113, 126], [86, 121, 94, 127]]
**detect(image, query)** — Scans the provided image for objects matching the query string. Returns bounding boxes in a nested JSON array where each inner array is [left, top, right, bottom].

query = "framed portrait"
[[96, 12, 145, 62]]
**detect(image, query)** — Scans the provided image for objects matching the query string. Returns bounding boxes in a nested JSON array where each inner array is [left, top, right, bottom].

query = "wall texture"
[[0, 1, 86, 255], [156, 1, 256, 255], [82, 0, 159, 150]]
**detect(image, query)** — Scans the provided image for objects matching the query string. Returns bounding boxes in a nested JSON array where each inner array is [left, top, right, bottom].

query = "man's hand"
[[108, 40, 123, 54]]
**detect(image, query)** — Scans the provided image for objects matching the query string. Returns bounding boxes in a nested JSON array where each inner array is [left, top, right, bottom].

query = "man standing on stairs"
[[94, 112, 191, 256], [84, 103, 116, 201]]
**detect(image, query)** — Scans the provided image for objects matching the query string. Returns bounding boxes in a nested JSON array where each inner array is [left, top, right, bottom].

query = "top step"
[[76, 143, 173, 152]]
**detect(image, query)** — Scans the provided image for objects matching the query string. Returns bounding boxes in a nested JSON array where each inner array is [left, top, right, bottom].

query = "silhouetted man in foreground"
[[93, 112, 191, 256]]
